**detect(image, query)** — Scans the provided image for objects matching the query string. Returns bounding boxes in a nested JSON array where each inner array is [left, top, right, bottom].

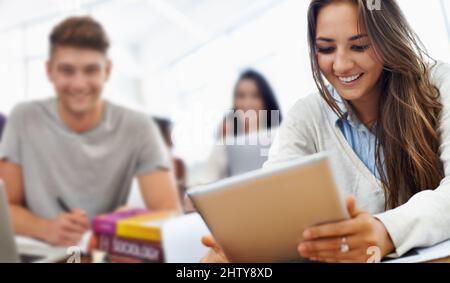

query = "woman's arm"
[[297, 62, 450, 262], [264, 95, 319, 167], [373, 61, 450, 256]]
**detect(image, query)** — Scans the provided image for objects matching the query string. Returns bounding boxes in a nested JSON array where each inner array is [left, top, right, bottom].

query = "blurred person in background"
[[198, 69, 283, 184], [0, 16, 181, 247], [153, 117, 192, 211], [0, 113, 6, 142]]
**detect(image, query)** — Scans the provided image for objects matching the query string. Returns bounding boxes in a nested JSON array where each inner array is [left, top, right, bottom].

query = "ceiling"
[[0, 0, 283, 69]]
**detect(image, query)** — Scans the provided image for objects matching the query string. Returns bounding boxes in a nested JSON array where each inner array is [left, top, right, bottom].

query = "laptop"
[[224, 129, 276, 177], [0, 180, 68, 263], [188, 152, 349, 263]]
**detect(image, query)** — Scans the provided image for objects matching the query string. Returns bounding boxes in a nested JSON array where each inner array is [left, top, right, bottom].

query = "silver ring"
[[340, 237, 350, 253]]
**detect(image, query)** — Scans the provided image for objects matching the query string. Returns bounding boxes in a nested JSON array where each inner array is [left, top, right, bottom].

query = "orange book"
[[116, 211, 177, 242]]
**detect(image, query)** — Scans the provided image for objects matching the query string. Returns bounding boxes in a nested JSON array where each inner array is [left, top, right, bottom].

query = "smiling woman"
[[313, 3, 384, 128], [308, 0, 443, 210], [200, 0, 450, 263]]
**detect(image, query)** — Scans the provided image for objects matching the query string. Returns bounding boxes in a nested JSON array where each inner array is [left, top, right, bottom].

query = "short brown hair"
[[49, 16, 110, 55]]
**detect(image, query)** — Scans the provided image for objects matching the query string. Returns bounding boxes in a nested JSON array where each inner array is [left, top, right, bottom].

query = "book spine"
[[96, 234, 164, 263]]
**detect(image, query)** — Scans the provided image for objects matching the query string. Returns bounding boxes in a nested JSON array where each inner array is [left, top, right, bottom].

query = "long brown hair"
[[307, 0, 443, 209]]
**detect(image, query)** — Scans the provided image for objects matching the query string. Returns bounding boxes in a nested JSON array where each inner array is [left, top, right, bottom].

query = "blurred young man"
[[0, 16, 181, 247]]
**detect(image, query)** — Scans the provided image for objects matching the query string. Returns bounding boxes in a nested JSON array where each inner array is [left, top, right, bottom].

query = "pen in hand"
[[57, 197, 72, 213], [55, 197, 90, 249], [57, 197, 88, 218], [56, 197, 90, 228]]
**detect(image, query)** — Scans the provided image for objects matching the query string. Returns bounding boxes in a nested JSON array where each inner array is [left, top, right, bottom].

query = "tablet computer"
[[188, 153, 349, 263]]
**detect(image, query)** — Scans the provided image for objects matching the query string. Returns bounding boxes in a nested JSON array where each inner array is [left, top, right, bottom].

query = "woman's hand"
[[298, 195, 395, 263], [200, 235, 230, 263]]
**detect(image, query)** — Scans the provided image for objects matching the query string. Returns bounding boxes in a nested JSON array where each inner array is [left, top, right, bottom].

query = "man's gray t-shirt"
[[0, 98, 171, 220]]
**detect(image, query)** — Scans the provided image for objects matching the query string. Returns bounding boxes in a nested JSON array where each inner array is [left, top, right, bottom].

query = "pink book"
[[92, 209, 148, 235]]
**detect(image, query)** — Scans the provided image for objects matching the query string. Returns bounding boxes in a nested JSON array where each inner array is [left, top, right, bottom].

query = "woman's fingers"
[[302, 197, 369, 241], [202, 235, 225, 255], [303, 218, 363, 240], [200, 235, 230, 263], [346, 195, 357, 216], [346, 195, 363, 217], [299, 235, 360, 256], [201, 249, 229, 263], [201, 235, 218, 248]]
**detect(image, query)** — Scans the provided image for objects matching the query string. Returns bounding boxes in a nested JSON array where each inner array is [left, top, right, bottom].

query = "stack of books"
[[92, 209, 177, 263]]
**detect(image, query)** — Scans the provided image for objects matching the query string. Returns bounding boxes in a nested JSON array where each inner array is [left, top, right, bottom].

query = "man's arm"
[[0, 161, 49, 239], [138, 170, 182, 213], [0, 161, 89, 246]]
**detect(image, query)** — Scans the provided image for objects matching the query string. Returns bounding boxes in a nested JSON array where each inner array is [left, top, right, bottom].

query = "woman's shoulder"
[[429, 61, 450, 88], [429, 61, 450, 103], [429, 60, 450, 74]]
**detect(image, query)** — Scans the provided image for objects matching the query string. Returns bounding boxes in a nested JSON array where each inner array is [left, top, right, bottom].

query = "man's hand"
[[44, 209, 89, 247]]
